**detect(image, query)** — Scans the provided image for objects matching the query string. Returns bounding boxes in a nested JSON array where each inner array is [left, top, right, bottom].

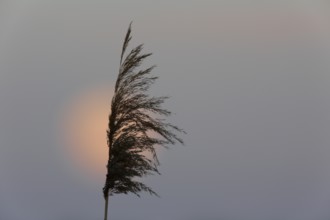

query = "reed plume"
[[103, 23, 184, 220]]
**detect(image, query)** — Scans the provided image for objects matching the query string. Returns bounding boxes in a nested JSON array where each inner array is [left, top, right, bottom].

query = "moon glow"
[[61, 86, 113, 180]]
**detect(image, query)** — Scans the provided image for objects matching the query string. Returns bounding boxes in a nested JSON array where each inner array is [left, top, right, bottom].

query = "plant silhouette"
[[103, 23, 185, 220]]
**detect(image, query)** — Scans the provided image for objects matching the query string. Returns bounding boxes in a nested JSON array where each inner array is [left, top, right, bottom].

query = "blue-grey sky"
[[1, 1, 330, 220]]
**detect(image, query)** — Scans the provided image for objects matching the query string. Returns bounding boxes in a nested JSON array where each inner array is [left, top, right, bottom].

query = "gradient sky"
[[1, 1, 330, 220]]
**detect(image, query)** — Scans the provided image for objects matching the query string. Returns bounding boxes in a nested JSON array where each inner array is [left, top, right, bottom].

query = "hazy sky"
[[1, 1, 330, 220]]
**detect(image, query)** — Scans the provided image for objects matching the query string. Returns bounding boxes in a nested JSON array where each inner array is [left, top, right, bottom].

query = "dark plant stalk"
[[104, 195, 108, 220]]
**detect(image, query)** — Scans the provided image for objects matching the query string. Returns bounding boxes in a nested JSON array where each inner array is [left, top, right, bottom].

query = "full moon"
[[60, 86, 113, 180], [60, 85, 158, 180]]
